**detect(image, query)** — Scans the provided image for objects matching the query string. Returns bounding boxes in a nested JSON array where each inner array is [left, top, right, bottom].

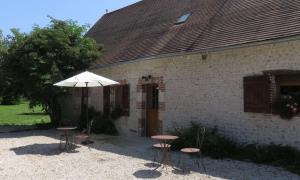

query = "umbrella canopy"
[[53, 71, 119, 144], [54, 71, 119, 87]]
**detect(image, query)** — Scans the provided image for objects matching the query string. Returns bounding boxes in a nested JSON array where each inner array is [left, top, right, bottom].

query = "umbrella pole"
[[86, 84, 89, 137], [83, 83, 93, 145], [87, 83, 93, 144]]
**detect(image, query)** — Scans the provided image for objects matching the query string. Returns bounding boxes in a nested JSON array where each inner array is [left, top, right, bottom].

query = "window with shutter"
[[106, 84, 130, 117], [243, 75, 272, 113]]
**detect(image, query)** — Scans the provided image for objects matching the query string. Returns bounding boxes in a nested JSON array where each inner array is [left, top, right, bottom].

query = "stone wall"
[[64, 39, 300, 149]]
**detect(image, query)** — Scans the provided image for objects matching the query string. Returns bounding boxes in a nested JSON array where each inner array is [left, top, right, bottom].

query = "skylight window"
[[175, 12, 192, 24]]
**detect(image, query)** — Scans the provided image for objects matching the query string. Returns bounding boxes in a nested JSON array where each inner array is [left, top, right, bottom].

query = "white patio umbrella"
[[54, 71, 119, 143]]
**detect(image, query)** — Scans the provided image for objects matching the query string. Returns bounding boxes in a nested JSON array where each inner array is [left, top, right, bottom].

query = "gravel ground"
[[0, 130, 299, 180]]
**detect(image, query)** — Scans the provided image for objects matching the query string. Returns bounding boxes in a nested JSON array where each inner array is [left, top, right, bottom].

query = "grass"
[[0, 101, 50, 125]]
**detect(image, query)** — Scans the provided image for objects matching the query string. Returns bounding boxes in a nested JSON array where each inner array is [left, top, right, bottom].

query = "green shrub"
[[170, 122, 300, 175], [0, 95, 20, 105], [171, 122, 237, 158], [273, 93, 300, 120], [87, 107, 118, 136]]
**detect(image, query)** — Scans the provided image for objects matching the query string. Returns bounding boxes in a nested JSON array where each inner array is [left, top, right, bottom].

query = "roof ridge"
[[104, 0, 143, 16]]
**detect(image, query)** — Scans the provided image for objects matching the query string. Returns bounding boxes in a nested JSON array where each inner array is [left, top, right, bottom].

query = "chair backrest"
[[196, 127, 206, 149]]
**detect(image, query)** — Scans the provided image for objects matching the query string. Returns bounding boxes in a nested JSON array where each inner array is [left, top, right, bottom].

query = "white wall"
[[64, 39, 300, 149]]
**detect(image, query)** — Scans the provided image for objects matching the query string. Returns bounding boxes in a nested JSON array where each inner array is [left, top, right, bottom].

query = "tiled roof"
[[87, 0, 300, 67]]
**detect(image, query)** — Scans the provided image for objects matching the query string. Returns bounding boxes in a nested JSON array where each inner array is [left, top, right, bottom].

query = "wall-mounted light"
[[142, 75, 152, 81], [201, 52, 208, 60]]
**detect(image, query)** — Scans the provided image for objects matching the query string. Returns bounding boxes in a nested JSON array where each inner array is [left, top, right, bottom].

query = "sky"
[[0, 0, 140, 36]]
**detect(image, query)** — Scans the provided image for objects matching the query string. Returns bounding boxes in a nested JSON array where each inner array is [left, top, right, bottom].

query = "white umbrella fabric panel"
[[54, 71, 119, 87]]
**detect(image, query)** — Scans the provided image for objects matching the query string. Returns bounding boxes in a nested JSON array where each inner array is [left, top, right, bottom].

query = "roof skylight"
[[175, 12, 192, 24]]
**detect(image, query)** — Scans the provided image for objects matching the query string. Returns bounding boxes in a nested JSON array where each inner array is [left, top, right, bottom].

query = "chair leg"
[[200, 158, 206, 173], [67, 134, 74, 151], [71, 134, 75, 150], [178, 153, 187, 173], [67, 134, 72, 151], [59, 135, 64, 151], [152, 148, 160, 168], [182, 156, 187, 173], [177, 153, 182, 168], [152, 149, 157, 166], [194, 158, 200, 168]]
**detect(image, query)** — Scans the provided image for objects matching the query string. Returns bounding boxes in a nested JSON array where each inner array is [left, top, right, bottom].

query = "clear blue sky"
[[0, 0, 140, 36]]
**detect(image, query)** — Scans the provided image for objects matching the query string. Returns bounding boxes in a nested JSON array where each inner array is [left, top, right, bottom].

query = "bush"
[[170, 122, 300, 175], [273, 93, 300, 119], [0, 95, 20, 105], [171, 122, 237, 158], [87, 107, 118, 136]]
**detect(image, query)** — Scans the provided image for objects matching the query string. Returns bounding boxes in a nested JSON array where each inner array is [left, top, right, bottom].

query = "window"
[[243, 73, 300, 114], [103, 84, 130, 116], [277, 75, 300, 96], [243, 75, 272, 113], [175, 12, 192, 24], [280, 86, 300, 95]]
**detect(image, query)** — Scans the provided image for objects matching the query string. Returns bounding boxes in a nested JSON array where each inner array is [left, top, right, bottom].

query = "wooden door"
[[144, 84, 159, 137]]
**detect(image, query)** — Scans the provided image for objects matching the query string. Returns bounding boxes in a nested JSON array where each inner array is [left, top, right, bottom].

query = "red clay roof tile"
[[87, 0, 300, 67]]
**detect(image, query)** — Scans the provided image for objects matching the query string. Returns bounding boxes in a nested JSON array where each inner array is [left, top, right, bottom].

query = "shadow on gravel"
[[10, 143, 79, 156], [11, 143, 61, 156], [133, 169, 162, 179], [144, 162, 160, 168], [0, 124, 53, 134]]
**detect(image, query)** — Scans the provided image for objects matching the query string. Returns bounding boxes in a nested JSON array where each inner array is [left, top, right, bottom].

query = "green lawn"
[[0, 101, 50, 125]]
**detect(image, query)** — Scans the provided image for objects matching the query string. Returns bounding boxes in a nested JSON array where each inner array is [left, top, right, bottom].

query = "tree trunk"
[[49, 97, 61, 127]]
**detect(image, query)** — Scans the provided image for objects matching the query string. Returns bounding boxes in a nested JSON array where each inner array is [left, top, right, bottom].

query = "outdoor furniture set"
[[57, 126, 88, 151], [151, 127, 206, 172], [57, 125, 206, 173]]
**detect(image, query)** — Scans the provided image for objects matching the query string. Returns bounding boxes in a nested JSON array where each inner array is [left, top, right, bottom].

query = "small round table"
[[57, 126, 77, 151], [151, 135, 178, 167]]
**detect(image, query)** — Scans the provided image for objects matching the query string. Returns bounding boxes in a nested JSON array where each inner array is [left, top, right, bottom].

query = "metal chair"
[[59, 132, 75, 151], [152, 143, 171, 168], [179, 127, 206, 172]]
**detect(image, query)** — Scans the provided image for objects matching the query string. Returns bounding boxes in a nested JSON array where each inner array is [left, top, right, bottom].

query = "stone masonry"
[[63, 39, 300, 149]]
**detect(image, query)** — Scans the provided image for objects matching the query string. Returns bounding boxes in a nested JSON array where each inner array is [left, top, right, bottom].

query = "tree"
[[5, 18, 102, 126], [0, 30, 5, 103], [0, 29, 24, 105]]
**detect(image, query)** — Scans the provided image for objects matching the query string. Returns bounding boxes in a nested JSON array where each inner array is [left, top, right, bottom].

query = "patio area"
[[0, 129, 298, 180]]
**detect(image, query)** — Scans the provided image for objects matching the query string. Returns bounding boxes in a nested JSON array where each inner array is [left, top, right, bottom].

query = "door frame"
[[136, 76, 166, 137], [142, 83, 159, 137]]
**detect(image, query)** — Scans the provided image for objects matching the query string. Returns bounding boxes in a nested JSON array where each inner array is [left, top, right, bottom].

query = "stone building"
[[63, 0, 300, 149]]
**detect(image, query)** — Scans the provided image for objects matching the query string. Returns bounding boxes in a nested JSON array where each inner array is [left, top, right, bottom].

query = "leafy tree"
[[0, 30, 5, 103], [0, 30, 19, 105], [5, 18, 102, 126]]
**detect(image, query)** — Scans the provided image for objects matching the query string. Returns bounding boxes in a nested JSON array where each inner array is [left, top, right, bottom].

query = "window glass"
[[280, 86, 300, 95], [176, 12, 192, 24]]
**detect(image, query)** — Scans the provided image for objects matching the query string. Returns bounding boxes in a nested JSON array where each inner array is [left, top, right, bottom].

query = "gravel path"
[[0, 130, 299, 180]]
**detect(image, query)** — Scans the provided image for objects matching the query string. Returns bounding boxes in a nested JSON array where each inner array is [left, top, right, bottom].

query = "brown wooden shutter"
[[122, 84, 130, 116], [243, 75, 272, 113], [103, 86, 110, 115]]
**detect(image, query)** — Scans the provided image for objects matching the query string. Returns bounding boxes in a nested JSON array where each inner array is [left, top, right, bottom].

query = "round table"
[[57, 126, 77, 151], [151, 135, 178, 167]]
